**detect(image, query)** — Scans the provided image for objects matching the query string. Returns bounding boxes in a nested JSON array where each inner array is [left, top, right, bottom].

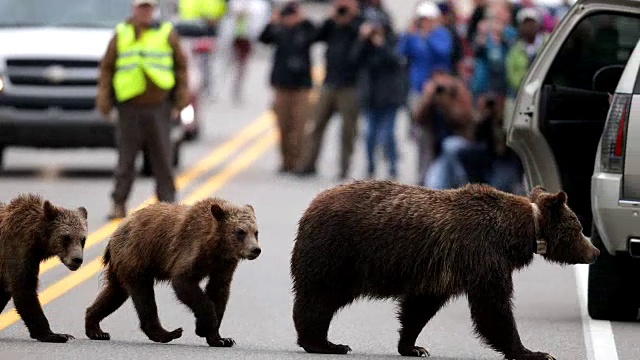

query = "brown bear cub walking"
[[85, 197, 261, 347], [0, 194, 88, 343], [290, 180, 599, 359]]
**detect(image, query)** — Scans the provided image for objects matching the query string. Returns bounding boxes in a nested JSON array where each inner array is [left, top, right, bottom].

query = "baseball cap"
[[516, 7, 541, 24], [132, 0, 158, 6], [415, 1, 441, 19]]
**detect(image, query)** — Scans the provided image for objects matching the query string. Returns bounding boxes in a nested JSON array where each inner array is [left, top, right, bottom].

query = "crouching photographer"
[[413, 69, 486, 189]]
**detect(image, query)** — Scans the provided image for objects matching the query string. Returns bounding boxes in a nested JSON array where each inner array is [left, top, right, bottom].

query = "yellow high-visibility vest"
[[178, 0, 227, 21], [112, 21, 175, 103]]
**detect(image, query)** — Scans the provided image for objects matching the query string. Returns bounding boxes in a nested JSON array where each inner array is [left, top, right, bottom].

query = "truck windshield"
[[0, 0, 137, 28]]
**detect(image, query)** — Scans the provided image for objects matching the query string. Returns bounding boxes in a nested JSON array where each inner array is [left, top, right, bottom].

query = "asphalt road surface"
[[1, 2, 639, 360]]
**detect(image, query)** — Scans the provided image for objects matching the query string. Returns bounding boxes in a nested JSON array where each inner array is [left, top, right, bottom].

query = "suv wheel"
[[587, 223, 640, 321]]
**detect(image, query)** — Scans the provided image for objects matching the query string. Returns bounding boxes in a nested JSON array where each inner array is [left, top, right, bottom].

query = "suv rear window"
[[545, 12, 640, 91]]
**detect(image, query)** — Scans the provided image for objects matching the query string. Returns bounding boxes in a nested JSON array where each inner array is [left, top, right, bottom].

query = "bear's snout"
[[63, 255, 83, 271], [587, 246, 600, 264], [246, 246, 261, 260], [579, 235, 600, 264]]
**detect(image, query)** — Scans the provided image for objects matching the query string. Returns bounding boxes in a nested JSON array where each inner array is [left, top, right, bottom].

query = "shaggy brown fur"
[[0, 194, 88, 343], [290, 180, 599, 359], [85, 197, 261, 347]]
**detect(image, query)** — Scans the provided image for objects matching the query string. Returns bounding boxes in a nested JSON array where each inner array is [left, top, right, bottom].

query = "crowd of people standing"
[[257, 0, 574, 193]]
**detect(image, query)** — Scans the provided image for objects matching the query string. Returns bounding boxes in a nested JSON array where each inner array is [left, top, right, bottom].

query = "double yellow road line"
[[0, 66, 325, 331], [0, 114, 278, 331]]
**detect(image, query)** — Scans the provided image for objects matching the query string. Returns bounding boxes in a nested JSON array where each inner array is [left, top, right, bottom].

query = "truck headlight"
[[180, 104, 195, 125]]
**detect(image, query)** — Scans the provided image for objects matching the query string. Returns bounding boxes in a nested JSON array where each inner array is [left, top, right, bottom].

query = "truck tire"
[[587, 223, 640, 321]]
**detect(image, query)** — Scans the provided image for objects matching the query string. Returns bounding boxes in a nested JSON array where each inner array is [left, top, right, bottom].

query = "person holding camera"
[[397, 1, 453, 185], [258, 1, 316, 173], [413, 68, 480, 189], [294, 0, 364, 180], [350, 21, 405, 179]]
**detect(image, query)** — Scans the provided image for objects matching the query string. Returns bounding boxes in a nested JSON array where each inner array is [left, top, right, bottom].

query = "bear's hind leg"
[[128, 281, 183, 343], [397, 294, 449, 357], [467, 280, 556, 360], [85, 275, 129, 340], [0, 282, 11, 313], [293, 291, 352, 355]]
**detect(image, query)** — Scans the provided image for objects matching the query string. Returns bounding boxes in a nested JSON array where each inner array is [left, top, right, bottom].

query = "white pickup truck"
[[0, 0, 203, 174]]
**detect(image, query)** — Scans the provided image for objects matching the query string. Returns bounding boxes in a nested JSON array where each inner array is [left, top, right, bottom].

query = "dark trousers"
[[111, 100, 176, 205], [298, 85, 359, 176], [273, 87, 310, 171]]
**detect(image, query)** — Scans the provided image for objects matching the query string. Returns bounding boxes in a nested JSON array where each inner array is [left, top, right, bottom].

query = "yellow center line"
[[0, 129, 279, 331], [35, 66, 329, 276], [37, 112, 274, 275], [0, 65, 325, 332]]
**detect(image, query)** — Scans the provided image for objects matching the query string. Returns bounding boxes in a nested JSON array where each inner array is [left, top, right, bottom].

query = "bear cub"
[[290, 180, 599, 360], [85, 197, 261, 347], [0, 194, 88, 343]]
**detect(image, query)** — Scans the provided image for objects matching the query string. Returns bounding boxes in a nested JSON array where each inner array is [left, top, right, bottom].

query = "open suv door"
[[506, 0, 640, 320]]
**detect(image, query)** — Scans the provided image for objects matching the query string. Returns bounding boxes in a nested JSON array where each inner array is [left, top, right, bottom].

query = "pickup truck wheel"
[[587, 223, 640, 321]]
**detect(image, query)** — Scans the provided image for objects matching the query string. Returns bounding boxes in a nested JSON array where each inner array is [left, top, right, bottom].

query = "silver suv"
[[506, 0, 640, 321]]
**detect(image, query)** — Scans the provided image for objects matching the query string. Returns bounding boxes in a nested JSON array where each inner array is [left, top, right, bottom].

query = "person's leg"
[[380, 106, 399, 178], [141, 102, 176, 203], [335, 87, 360, 179], [109, 104, 143, 219]]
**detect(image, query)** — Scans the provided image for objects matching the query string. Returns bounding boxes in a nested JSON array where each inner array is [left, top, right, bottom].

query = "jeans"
[[423, 135, 472, 189], [365, 106, 398, 177]]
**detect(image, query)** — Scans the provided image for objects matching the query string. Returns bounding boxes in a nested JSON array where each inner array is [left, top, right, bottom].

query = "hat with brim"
[[516, 7, 541, 24], [415, 1, 441, 19], [132, 0, 158, 6]]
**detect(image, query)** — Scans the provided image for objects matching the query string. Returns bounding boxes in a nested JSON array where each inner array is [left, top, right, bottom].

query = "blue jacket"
[[396, 26, 453, 93]]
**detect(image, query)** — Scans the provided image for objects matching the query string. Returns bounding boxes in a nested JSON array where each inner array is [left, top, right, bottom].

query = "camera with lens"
[[336, 5, 349, 16], [435, 84, 457, 97]]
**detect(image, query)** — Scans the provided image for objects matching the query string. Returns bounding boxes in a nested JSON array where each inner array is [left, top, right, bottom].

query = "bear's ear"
[[211, 203, 226, 221], [43, 200, 58, 221], [245, 204, 255, 214], [77, 206, 88, 220], [542, 191, 568, 209], [529, 185, 547, 202]]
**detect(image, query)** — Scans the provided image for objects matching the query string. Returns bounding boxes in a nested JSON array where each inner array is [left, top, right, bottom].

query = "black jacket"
[[350, 36, 407, 110], [314, 16, 364, 88], [258, 19, 316, 90]]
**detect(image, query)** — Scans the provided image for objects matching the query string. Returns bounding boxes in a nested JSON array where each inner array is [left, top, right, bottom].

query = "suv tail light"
[[601, 94, 631, 173]]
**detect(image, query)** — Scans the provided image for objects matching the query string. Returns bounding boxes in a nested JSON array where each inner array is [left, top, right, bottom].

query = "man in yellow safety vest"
[[96, 0, 190, 219]]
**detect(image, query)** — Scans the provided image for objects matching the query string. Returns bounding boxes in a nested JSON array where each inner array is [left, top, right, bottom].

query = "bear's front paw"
[[506, 352, 555, 360], [398, 345, 430, 357], [86, 329, 111, 341], [35, 333, 75, 343], [207, 336, 235, 347], [195, 319, 212, 338]]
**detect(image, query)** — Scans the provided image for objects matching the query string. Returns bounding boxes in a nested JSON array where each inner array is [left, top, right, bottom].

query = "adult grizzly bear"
[[290, 180, 599, 359], [85, 197, 261, 347], [0, 194, 88, 343]]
